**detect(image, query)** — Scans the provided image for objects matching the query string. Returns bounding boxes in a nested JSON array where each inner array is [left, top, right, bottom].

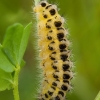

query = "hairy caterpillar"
[[34, 0, 73, 100]]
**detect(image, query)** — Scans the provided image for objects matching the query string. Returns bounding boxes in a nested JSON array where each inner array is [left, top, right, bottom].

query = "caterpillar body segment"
[[34, 1, 73, 100]]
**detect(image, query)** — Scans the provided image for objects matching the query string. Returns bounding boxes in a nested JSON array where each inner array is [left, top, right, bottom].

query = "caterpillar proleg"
[[33, 0, 73, 100]]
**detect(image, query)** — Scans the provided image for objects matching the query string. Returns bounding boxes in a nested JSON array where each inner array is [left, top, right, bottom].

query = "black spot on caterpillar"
[[63, 64, 70, 71], [61, 84, 68, 91], [34, 1, 73, 100], [48, 45, 54, 50], [60, 49, 67, 52], [51, 86, 56, 90], [41, 98, 44, 100], [60, 54, 68, 61], [63, 74, 70, 79], [49, 9, 56, 15], [45, 93, 48, 98], [57, 33, 64, 41], [55, 96, 60, 100], [54, 21, 62, 27], [47, 19, 52, 22], [47, 36, 52, 40], [52, 51, 56, 54], [52, 65, 57, 69], [49, 30, 53, 33], [59, 44, 67, 49], [46, 24, 51, 28], [53, 73, 59, 79], [57, 27, 64, 30], [45, 5, 52, 9], [41, 2, 47, 7], [50, 56, 55, 60], [58, 91, 64, 97], [43, 14, 48, 18], [52, 82, 57, 86], [48, 91, 53, 96], [63, 80, 69, 84]]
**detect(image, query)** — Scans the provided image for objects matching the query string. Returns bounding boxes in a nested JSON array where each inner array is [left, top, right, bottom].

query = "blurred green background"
[[0, 0, 100, 100]]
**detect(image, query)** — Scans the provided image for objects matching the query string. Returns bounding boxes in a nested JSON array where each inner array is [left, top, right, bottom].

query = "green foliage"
[[0, 68, 13, 91], [0, 45, 15, 72], [2, 23, 24, 66], [2, 22, 32, 66], [0, 22, 32, 99]]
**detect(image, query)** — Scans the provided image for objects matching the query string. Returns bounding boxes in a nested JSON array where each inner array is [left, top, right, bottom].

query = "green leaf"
[[2, 22, 32, 66], [0, 68, 13, 91], [18, 22, 32, 64], [0, 44, 15, 72], [2, 23, 24, 66], [20, 59, 26, 68]]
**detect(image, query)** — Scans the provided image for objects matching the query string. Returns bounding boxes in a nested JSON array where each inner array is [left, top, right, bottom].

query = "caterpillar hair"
[[33, 0, 73, 100]]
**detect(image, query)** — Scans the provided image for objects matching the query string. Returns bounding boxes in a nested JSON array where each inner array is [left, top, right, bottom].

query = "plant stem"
[[13, 65, 20, 100], [95, 91, 100, 100]]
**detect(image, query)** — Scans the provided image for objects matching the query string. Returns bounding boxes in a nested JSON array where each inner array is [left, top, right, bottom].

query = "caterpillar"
[[33, 0, 73, 100]]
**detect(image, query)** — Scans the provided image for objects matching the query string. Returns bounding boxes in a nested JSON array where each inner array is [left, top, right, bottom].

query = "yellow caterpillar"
[[34, 0, 73, 100]]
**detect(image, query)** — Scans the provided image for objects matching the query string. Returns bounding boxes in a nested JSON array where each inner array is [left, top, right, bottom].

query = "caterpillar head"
[[34, 1, 58, 20], [34, 1, 48, 13], [33, 1, 48, 20], [42, 4, 57, 19]]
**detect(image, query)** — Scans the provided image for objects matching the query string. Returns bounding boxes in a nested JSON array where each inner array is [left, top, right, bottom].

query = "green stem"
[[13, 65, 20, 100], [95, 91, 100, 100]]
